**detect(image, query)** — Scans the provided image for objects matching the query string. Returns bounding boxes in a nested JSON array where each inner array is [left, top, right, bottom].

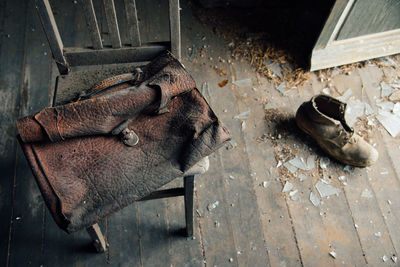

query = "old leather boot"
[[296, 95, 378, 167]]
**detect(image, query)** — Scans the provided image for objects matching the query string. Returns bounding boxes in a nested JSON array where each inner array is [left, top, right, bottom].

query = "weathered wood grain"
[[7, 2, 51, 265], [102, 0, 122, 48], [0, 0, 29, 266], [168, 0, 181, 60], [35, 0, 69, 74], [124, 0, 141, 46], [82, 0, 103, 49], [337, 0, 400, 40]]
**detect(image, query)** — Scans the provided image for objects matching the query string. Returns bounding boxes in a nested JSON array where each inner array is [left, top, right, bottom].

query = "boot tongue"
[[312, 95, 353, 133]]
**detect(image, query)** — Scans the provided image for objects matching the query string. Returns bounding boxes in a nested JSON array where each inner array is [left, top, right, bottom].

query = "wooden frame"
[[35, 0, 181, 74], [311, 0, 400, 71], [86, 175, 195, 253]]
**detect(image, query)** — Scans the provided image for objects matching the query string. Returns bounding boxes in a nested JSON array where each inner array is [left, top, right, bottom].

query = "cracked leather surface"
[[16, 52, 231, 233]]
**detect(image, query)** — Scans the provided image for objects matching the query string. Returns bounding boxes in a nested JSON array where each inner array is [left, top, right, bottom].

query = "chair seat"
[[54, 63, 145, 105], [183, 156, 209, 176]]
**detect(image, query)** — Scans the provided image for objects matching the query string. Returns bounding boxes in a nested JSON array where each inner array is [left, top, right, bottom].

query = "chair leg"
[[86, 223, 107, 253], [184, 175, 194, 237]]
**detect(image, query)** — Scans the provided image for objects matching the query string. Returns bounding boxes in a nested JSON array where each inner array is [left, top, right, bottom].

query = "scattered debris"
[[268, 62, 284, 79], [377, 57, 398, 68], [316, 181, 340, 198], [201, 81, 212, 97], [188, 44, 196, 62], [289, 189, 298, 197], [282, 182, 293, 193], [329, 251, 337, 259], [232, 78, 252, 87], [310, 192, 320, 207], [218, 79, 228, 87], [207, 201, 219, 212], [262, 181, 270, 188], [343, 165, 353, 172], [241, 121, 246, 130], [276, 160, 282, 168], [264, 102, 278, 109], [382, 255, 388, 262], [322, 88, 331, 95], [361, 189, 373, 198], [319, 157, 330, 169], [196, 209, 203, 217], [275, 83, 287, 95], [233, 109, 251, 120]]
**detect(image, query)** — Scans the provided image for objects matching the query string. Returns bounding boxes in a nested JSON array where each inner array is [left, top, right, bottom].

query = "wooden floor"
[[1, 0, 400, 266]]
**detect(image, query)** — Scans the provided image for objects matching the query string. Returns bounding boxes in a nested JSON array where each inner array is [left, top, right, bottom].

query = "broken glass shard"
[[338, 88, 352, 102], [316, 181, 341, 198], [232, 78, 252, 87], [376, 110, 400, 137], [207, 201, 219, 211], [361, 188, 373, 198], [319, 157, 330, 169], [329, 251, 337, 259], [381, 81, 394, 97], [393, 102, 400, 116], [364, 103, 374, 116], [322, 88, 330, 95], [299, 174, 309, 182], [345, 99, 365, 127], [233, 110, 251, 120], [284, 161, 298, 174], [275, 83, 286, 95], [376, 100, 394, 111], [269, 62, 283, 78], [264, 102, 278, 109], [310, 192, 320, 206], [282, 181, 293, 193], [262, 181, 270, 188]]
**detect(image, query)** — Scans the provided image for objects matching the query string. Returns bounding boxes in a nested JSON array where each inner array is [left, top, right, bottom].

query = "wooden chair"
[[35, 0, 208, 253]]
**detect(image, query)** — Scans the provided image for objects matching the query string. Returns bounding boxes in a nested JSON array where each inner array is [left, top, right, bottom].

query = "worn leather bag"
[[16, 52, 230, 233]]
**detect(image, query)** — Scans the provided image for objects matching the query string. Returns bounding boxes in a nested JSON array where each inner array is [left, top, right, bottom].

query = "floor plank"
[[7, 1, 51, 266], [0, 0, 29, 266]]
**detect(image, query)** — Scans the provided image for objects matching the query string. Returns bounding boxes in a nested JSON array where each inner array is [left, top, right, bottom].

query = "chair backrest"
[[35, 0, 181, 74]]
